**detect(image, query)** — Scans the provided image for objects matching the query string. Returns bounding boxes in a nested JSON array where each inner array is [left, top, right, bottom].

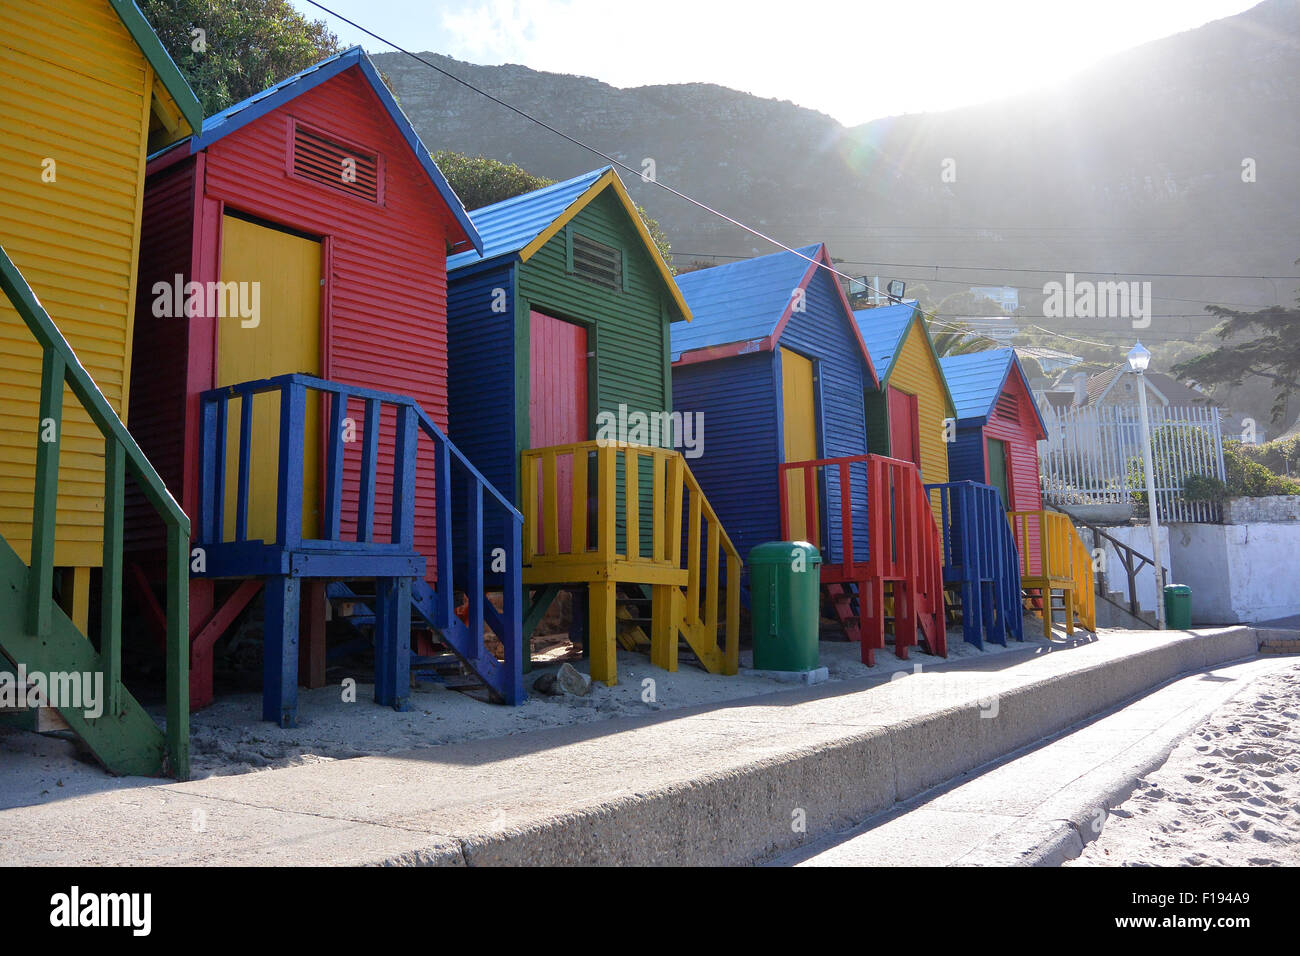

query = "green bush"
[[1223, 441, 1300, 497], [1183, 474, 1228, 502]]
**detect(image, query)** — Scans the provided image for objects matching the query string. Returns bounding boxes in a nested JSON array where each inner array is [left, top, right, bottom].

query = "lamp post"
[[1128, 342, 1166, 629]]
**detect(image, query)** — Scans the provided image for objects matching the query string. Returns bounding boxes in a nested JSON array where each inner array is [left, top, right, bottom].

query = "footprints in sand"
[[1073, 663, 1300, 866]]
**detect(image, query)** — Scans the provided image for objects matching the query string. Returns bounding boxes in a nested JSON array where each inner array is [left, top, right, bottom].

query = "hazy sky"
[[291, 0, 1261, 125]]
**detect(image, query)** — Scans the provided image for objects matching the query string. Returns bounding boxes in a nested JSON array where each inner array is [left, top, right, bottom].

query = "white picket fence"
[[1039, 404, 1227, 523]]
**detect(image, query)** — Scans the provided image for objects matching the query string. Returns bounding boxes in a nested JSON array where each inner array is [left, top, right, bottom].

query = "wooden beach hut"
[[941, 348, 1095, 635], [672, 244, 945, 663], [127, 47, 527, 724], [0, 0, 203, 776], [854, 306, 1023, 648], [939, 348, 1046, 511], [854, 302, 958, 494], [447, 168, 740, 686]]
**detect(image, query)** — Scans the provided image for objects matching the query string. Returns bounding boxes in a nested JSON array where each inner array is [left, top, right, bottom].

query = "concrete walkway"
[[773, 654, 1295, 866], [0, 626, 1272, 866]]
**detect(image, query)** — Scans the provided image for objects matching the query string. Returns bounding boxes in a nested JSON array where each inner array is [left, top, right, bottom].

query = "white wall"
[[1167, 521, 1300, 624]]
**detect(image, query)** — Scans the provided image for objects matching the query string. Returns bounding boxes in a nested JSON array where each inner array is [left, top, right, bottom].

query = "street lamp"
[[1127, 342, 1166, 629]]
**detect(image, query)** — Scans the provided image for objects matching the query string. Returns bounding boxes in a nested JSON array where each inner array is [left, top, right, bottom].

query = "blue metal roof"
[[939, 349, 1014, 422], [447, 168, 608, 273], [940, 348, 1046, 437], [670, 244, 821, 361], [174, 47, 481, 253], [853, 302, 918, 377]]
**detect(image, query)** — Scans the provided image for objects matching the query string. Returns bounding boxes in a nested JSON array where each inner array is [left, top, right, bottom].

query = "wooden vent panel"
[[995, 393, 1020, 422], [293, 124, 380, 202], [572, 233, 622, 290]]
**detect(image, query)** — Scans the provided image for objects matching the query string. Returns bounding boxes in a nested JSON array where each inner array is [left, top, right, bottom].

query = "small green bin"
[[749, 541, 822, 672], [1164, 584, 1192, 630]]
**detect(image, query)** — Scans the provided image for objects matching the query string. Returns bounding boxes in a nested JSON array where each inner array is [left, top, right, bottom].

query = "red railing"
[[779, 453, 946, 664]]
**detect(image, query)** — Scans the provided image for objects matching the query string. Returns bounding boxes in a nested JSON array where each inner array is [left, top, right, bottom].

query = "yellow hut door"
[[217, 215, 322, 544], [781, 348, 820, 541]]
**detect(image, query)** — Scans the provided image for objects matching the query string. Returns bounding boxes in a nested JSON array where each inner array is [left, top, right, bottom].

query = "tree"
[[432, 151, 554, 211], [1171, 270, 1300, 424], [433, 151, 674, 269], [928, 319, 991, 357], [140, 0, 340, 116]]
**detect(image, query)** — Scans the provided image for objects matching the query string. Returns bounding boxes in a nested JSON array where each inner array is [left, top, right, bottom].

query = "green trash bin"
[[1164, 584, 1192, 630], [749, 541, 822, 672]]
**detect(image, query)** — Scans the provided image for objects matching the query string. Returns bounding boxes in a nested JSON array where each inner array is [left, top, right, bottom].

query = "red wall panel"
[[191, 67, 455, 574]]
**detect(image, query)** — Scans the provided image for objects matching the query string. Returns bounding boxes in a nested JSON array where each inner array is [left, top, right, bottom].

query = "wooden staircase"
[[0, 246, 190, 777], [926, 480, 1025, 648], [779, 454, 947, 666], [1008, 509, 1097, 636], [520, 441, 740, 684], [193, 374, 526, 725]]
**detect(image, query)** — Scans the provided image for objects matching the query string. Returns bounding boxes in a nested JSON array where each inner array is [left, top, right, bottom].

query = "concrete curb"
[[386, 626, 1265, 866]]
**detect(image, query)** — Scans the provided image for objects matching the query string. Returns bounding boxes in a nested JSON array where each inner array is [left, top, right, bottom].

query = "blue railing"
[[926, 480, 1023, 647], [196, 373, 524, 702]]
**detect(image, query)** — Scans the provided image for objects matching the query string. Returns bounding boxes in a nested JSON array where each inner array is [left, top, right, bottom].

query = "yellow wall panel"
[[0, 0, 154, 565], [888, 322, 953, 524], [217, 216, 323, 543], [781, 347, 819, 541]]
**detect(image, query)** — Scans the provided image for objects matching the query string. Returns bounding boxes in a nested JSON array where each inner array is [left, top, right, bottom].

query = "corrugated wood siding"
[[987, 364, 1042, 512], [864, 391, 890, 458], [196, 66, 452, 570], [887, 322, 950, 523], [518, 190, 672, 555], [778, 267, 870, 563], [986, 414, 1043, 513], [448, 263, 516, 499], [125, 159, 195, 554], [673, 352, 781, 570], [447, 262, 515, 569], [947, 428, 985, 485], [0, 0, 153, 566], [518, 190, 670, 433]]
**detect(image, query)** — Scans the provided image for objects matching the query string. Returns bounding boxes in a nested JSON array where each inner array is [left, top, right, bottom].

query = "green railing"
[[0, 244, 190, 778]]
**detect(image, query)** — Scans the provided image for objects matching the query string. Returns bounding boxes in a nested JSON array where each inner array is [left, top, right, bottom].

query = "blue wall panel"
[[778, 267, 871, 563], [672, 351, 781, 573], [947, 427, 986, 484], [448, 261, 517, 577]]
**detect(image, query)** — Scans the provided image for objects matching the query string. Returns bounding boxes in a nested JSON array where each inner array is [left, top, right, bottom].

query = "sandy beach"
[[1071, 661, 1300, 866]]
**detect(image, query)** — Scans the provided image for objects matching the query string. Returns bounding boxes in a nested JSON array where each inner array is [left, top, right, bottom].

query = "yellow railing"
[[521, 441, 739, 683], [1008, 509, 1096, 635]]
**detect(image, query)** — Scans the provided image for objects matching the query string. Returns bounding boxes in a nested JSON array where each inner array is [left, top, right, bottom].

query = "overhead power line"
[[302, 0, 1242, 357]]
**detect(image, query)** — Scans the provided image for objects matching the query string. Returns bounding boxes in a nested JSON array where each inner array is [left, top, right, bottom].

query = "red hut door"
[[529, 310, 588, 552], [888, 386, 921, 468]]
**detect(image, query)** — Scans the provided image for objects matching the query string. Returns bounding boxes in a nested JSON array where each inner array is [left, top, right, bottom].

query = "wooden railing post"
[[102, 438, 125, 717], [276, 382, 306, 549], [435, 433, 454, 626], [323, 390, 348, 540], [357, 397, 381, 543], [625, 448, 640, 560], [165, 520, 189, 779], [571, 446, 589, 554], [391, 403, 417, 548], [27, 349, 63, 635], [236, 394, 253, 542], [542, 447, 559, 556], [597, 446, 616, 558], [840, 462, 853, 571]]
